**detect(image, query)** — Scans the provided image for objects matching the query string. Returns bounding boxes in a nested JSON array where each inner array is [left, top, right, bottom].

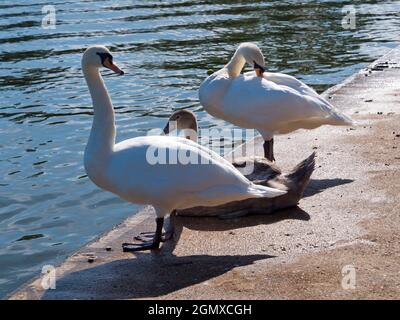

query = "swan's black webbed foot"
[[122, 241, 160, 252], [134, 231, 173, 242], [121, 217, 165, 252]]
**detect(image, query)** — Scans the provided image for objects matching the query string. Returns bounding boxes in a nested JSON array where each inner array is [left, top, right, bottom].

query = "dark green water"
[[0, 0, 399, 298]]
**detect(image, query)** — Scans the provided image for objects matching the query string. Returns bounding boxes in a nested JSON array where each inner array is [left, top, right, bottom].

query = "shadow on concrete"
[[40, 191, 313, 299], [173, 207, 310, 233], [42, 253, 272, 299], [303, 178, 354, 198]]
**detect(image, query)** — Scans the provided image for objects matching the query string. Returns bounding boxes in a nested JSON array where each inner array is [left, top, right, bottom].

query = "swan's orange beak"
[[103, 58, 124, 75]]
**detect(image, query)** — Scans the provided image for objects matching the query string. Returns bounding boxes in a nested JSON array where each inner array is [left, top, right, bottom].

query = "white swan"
[[82, 46, 286, 251], [199, 42, 353, 161]]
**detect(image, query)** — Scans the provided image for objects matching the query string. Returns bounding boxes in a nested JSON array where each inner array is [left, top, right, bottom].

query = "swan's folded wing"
[[245, 71, 352, 125], [244, 71, 319, 97], [223, 76, 337, 130], [111, 137, 248, 193]]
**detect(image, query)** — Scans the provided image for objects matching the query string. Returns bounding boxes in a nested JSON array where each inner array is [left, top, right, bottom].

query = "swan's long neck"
[[225, 49, 246, 78], [83, 65, 115, 162]]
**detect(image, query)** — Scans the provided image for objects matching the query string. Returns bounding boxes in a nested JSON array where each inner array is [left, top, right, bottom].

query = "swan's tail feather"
[[319, 96, 354, 126], [329, 109, 354, 126], [247, 183, 287, 198], [285, 151, 316, 198]]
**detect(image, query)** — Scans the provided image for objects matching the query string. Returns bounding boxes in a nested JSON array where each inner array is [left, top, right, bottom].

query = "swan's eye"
[[96, 52, 113, 67]]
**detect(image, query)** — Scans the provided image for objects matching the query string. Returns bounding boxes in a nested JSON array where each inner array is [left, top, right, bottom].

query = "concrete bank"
[[10, 47, 400, 299]]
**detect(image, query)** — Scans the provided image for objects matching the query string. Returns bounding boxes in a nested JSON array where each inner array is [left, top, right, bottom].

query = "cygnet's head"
[[237, 42, 265, 76], [163, 109, 198, 142], [81, 45, 124, 75]]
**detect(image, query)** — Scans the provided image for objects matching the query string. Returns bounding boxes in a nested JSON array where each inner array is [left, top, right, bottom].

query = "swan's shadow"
[[41, 178, 350, 299], [172, 207, 310, 233], [303, 178, 354, 198], [42, 207, 307, 299], [42, 253, 272, 299], [164, 177, 353, 249]]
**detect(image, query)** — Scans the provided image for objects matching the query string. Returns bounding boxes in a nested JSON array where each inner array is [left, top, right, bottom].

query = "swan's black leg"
[[122, 217, 164, 252], [263, 139, 275, 162], [133, 215, 174, 242]]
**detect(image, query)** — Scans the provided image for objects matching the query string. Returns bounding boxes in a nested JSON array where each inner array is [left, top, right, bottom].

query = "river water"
[[0, 0, 399, 298]]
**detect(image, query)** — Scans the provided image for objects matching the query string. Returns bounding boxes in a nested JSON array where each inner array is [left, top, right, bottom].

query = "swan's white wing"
[[114, 135, 241, 182], [244, 71, 353, 125], [244, 70, 318, 97], [110, 136, 284, 211], [222, 75, 351, 136], [262, 72, 350, 120], [170, 135, 239, 171]]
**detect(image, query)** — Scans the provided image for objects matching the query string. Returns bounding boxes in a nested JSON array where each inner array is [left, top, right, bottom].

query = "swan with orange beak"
[[82, 45, 286, 252], [199, 42, 353, 162]]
